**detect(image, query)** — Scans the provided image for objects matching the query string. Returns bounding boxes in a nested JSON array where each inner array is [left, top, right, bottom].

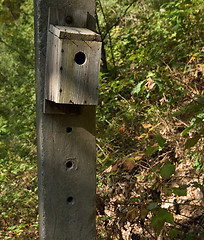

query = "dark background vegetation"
[[0, 0, 203, 239]]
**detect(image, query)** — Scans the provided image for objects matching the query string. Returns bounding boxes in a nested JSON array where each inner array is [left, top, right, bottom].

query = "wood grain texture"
[[49, 25, 101, 41], [45, 25, 101, 105], [34, 1, 98, 239]]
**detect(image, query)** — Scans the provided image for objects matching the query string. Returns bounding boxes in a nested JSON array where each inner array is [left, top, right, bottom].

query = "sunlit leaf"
[[142, 123, 152, 129], [133, 153, 144, 161], [131, 80, 146, 94], [197, 113, 204, 119]]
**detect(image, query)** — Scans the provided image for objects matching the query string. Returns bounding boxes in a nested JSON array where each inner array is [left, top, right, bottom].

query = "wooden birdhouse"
[[45, 24, 102, 105]]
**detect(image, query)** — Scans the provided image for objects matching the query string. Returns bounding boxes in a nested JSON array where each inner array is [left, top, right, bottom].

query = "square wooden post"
[[34, 1, 100, 239]]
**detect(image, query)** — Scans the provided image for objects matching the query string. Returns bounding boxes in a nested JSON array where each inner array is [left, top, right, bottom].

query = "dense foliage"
[[96, 0, 204, 238], [0, 0, 203, 239], [0, 0, 38, 238]]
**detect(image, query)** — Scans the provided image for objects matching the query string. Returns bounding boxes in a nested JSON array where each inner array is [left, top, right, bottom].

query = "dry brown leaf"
[[146, 77, 156, 91], [124, 159, 136, 171], [104, 162, 119, 173], [104, 165, 113, 173], [126, 207, 140, 222]]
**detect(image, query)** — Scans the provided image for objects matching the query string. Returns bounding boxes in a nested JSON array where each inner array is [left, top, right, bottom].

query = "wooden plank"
[[49, 25, 101, 41]]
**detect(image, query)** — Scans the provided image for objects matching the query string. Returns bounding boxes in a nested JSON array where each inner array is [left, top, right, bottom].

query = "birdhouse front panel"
[[45, 25, 102, 105]]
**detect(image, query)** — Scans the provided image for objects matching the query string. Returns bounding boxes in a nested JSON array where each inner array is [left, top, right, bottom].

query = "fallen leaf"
[[146, 77, 156, 91], [124, 159, 135, 171], [126, 207, 140, 222], [104, 162, 119, 173]]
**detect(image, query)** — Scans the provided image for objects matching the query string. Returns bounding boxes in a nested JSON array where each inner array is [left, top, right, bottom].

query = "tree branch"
[[98, 0, 118, 74], [102, 0, 138, 40], [0, 37, 32, 66]]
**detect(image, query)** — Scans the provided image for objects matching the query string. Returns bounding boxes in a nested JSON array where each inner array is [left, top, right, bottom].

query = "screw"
[[65, 16, 73, 24]]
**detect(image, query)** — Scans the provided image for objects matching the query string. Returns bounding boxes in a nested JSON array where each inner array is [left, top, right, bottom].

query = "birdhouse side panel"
[[45, 32, 62, 103]]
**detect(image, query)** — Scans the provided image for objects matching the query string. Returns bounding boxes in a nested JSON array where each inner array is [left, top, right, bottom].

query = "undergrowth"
[[0, 0, 203, 239]]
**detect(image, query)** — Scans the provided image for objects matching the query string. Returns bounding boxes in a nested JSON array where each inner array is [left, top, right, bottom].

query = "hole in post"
[[74, 52, 86, 65], [66, 161, 73, 169], [65, 15, 73, 24], [67, 197, 74, 205], [66, 127, 72, 133]]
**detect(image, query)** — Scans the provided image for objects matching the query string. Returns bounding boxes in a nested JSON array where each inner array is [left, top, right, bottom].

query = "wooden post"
[[34, 1, 100, 239]]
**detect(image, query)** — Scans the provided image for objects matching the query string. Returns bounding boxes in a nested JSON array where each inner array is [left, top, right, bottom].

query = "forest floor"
[[95, 98, 204, 240], [96, 69, 204, 239], [96, 156, 204, 239]]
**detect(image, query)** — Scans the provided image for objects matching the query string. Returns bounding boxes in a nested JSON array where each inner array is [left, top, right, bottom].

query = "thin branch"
[[107, 31, 117, 75], [102, 0, 138, 40], [98, 0, 117, 73], [7, 6, 19, 27], [0, 37, 32, 66], [143, 225, 156, 240], [98, 0, 120, 74], [96, 11, 109, 72]]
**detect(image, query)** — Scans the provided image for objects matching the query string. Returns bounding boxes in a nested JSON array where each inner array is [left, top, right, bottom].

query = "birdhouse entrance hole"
[[74, 52, 86, 65]]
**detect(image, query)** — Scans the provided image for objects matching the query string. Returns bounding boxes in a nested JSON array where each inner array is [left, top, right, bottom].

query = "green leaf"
[[180, 118, 201, 136], [151, 209, 174, 234], [152, 163, 162, 171], [131, 80, 146, 95], [145, 145, 159, 157], [197, 113, 204, 119], [129, 54, 137, 60], [185, 136, 200, 149], [148, 202, 158, 210], [158, 209, 174, 225], [180, 126, 193, 136], [173, 188, 187, 196], [156, 134, 166, 149], [169, 229, 182, 239], [160, 163, 175, 179], [197, 97, 204, 103], [151, 215, 165, 235]]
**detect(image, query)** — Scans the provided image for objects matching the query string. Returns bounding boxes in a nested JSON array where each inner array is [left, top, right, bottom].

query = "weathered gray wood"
[[48, 8, 87, 28], [48, 8, 96, 31], [49, 25, 101, 41], [34, 1, 98, 239], [45, 25, 101, 105]]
